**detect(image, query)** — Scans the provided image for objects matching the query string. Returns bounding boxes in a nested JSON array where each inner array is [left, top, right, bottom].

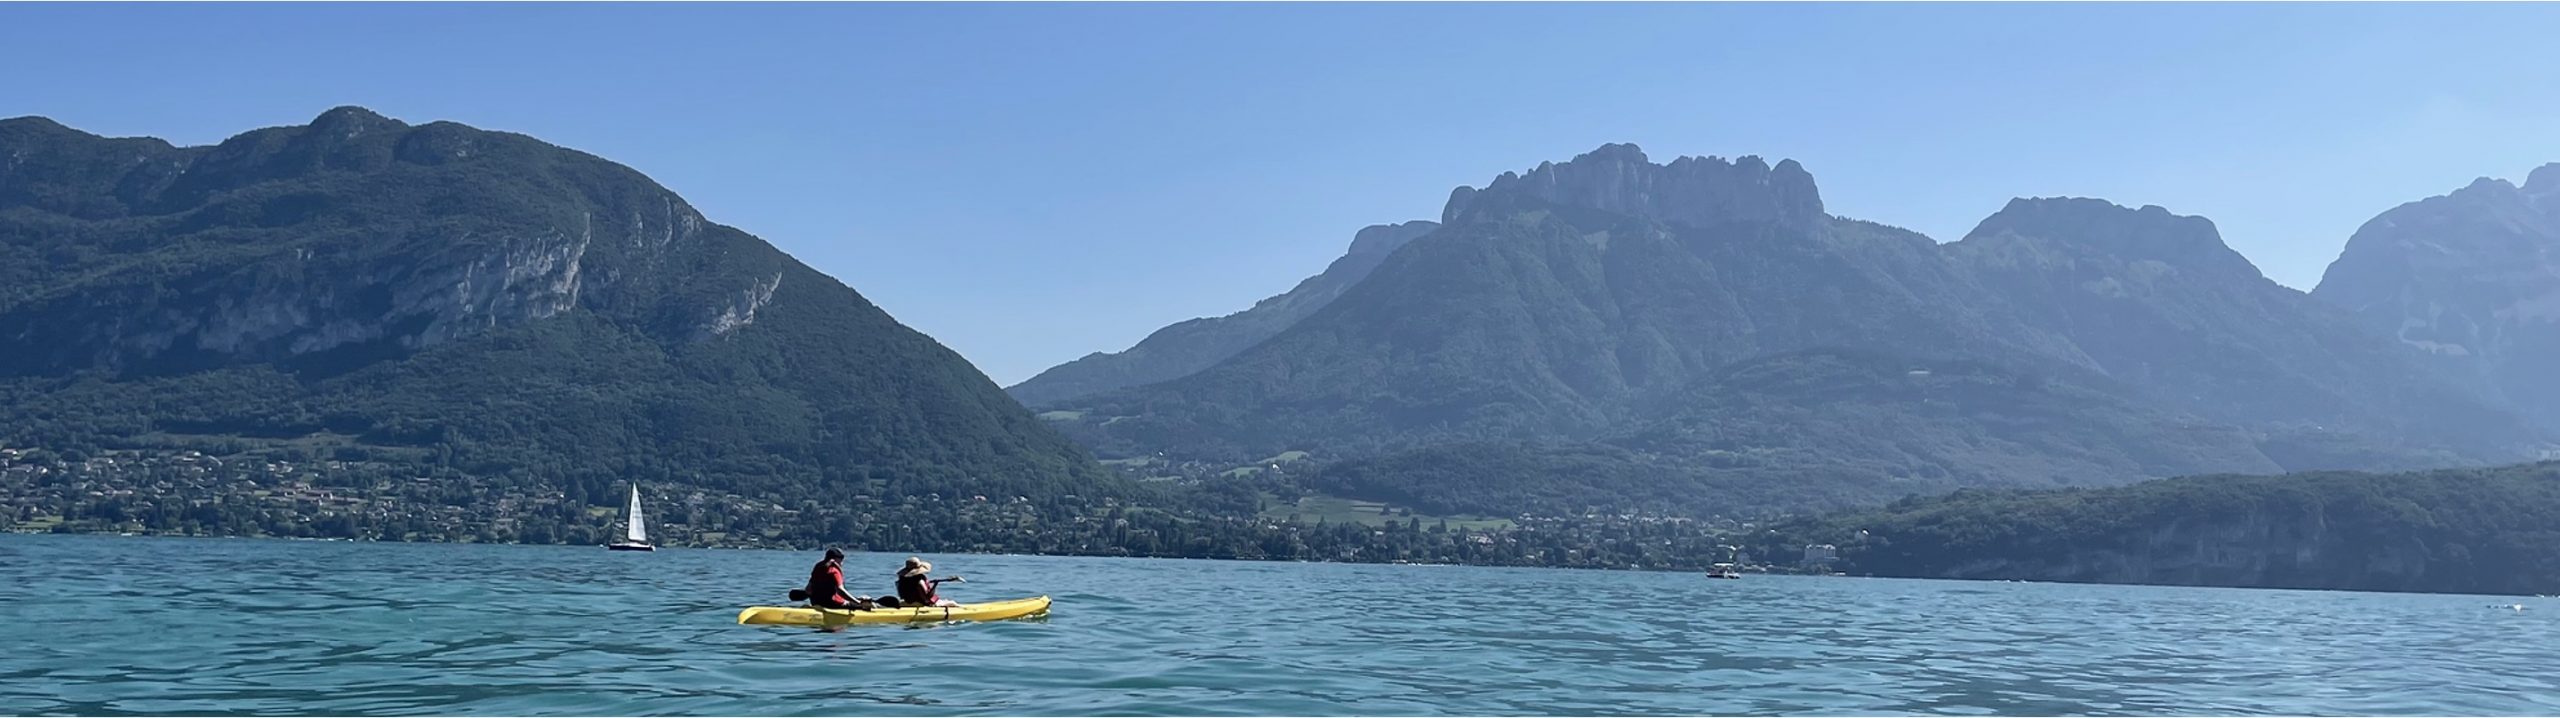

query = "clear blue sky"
[[7, 3, 2558, 384]]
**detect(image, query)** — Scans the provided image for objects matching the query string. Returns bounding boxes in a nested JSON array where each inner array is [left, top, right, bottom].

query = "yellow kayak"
[[736, 595, 1051, 628]]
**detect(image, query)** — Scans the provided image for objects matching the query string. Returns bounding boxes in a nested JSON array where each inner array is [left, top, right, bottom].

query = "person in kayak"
[[790, 548, 872, 610], [892, 556, 962, 607]]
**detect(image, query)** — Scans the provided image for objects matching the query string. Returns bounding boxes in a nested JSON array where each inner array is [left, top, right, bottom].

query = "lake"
[[2, 534, 2553, 715]]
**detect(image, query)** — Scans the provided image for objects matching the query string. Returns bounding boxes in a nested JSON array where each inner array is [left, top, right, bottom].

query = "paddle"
[[867, 576, 966, 610]]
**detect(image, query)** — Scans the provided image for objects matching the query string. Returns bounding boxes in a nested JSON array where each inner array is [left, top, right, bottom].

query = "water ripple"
[[5, 535, 2558, 715]]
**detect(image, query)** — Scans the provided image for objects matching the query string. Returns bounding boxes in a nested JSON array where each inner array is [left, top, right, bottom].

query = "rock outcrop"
[[1443, 143, 1824, 230]]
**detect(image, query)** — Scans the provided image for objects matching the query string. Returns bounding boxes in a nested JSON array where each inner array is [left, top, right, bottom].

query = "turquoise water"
[[2, 534, 2555, 716]]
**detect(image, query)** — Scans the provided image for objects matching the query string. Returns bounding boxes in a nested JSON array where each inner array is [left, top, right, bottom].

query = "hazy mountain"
[[1946, 197, 2534, 466], [1056, 146, 2048, 451], [0, 107, 1119, 508], [1006, 220, 1438, 407], [1038, 144, 2547, 514], [2313, 164, 2560, 432]]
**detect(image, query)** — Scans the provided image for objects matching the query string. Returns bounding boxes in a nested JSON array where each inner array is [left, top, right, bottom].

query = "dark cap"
[[825, 548, 845, 560]]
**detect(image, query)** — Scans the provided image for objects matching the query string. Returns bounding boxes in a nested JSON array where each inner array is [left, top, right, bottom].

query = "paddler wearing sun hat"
[[893, 556, 963, 608]]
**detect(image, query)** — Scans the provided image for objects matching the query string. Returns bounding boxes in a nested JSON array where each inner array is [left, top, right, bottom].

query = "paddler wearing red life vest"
[[800, 548, 866, 609]]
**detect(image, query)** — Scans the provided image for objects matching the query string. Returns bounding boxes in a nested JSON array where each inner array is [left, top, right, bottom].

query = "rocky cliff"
[[0, 108, 772, 374], [1441, 143, 1825, 230], [2313, 164, 2560, 431]]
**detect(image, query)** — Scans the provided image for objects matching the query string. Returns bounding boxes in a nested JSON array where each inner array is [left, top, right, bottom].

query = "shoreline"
[[11, 530, 2546, 599], [5, 526, 1808, 574]]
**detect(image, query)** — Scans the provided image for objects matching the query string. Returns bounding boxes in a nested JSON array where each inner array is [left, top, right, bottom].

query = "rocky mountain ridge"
[[1029, 143, 2551, 514]]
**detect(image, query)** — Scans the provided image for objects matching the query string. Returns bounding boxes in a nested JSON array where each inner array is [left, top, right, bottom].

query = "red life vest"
[[805, 560, 851, 604]]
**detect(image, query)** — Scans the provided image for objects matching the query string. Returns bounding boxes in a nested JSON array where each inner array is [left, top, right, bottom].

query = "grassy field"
[[1257, 450, 1311, 464], [1256, 493, 1512, 530]]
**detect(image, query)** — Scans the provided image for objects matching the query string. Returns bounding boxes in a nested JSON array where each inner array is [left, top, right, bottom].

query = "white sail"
[[625, 484, 648, 543]]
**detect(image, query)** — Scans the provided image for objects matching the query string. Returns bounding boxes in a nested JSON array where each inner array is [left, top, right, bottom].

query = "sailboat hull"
[[607, 543, 655, 552]]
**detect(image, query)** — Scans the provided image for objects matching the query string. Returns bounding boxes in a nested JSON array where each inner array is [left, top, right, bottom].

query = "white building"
[[1802, 543, 1839, 566]]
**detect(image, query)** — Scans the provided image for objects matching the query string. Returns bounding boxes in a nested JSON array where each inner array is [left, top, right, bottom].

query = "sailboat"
[[607, 484, 654, 551]]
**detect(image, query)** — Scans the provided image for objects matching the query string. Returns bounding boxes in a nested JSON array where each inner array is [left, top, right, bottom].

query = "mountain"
[[1006, 220, 1438, 407], [1759, 461, 2560, 595], [1037, 144, 2547, 515], [1946, 197, 2533, 466], [1309, 350, 2282, 518], [2313, 164, 2560, 432], [1056, 146, 2051, 452], [0, 108, 1120, 521]]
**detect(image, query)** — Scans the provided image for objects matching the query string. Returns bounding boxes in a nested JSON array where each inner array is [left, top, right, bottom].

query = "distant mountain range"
[[0, 108, 1120, 515], [1023, 144, 2558, 515], [10, 106, 2553, 537]]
